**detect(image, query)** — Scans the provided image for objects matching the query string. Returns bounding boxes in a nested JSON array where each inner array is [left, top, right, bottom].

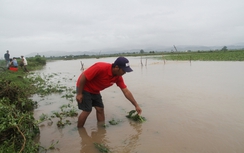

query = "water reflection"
[[117, 121, 142, 153], [78, 123, 107, 153], [78, 121, 143, 153]]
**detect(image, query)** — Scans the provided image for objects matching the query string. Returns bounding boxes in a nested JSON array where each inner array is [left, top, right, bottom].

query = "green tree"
[[140, 49, 144, 54], [221, 46, 228, 51]]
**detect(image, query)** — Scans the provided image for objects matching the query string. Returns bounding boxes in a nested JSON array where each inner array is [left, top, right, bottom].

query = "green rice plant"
[[103, 124, 109, 128], [126, 110, 146, 123], [28, 73, 71, 97], [38, 140, 59, 152], [108, 119, 119, 125], [43, 104, 78, 128], [94, 143, 111, 153], [37, 113, 53, 126], [60, 104, 78, 117]]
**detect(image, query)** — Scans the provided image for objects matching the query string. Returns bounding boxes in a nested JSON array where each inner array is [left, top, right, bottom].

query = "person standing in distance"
[[21, 55, 29, 72], [76, 56, 142, 128], [4, 50, 10, 68]]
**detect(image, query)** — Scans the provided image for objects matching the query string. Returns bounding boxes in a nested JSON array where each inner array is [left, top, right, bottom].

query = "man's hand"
[[76, 93, 83, 103], [135, 105, 142, 115]]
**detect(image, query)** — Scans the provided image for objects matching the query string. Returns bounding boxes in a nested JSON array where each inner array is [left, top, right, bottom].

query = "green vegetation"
[[126, 110, 146, 123], [0, 58, 45, 152], [32, 73, 78, 128], [0, 98, 39, 153], [26, 55, 46, 70], [108, 119, 121, 125], [39, 103, 78, 128], [94, 143, 111, 153], [0, 56, 78, 153], [161, 50, 244, 61]]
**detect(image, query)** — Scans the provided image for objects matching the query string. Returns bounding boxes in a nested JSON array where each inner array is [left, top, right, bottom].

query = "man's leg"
[[24, 66, 29, 72], [6, 61, 9, 68], [95, 106, 105, 122], [77, 111, 91, 128]]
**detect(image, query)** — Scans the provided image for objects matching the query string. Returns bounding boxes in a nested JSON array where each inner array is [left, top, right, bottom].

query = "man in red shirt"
[[76, 56, 142, 128]]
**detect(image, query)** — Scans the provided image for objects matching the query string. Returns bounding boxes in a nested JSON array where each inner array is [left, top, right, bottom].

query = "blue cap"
[[114, 57, 133, 72]]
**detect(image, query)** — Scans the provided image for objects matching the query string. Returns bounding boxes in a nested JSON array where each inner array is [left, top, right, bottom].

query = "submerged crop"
[[126, 110, 146, 123]]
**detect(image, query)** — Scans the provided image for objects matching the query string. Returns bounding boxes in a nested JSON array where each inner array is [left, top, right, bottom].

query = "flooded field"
[[33, 56, 244, 153]]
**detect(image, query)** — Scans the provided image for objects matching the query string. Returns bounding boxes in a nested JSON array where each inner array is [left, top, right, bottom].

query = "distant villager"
[[4, 50, 10, 68], [9, 57, 18, 72], [20, 55, 29, 72], [11, 57, 18, 67]]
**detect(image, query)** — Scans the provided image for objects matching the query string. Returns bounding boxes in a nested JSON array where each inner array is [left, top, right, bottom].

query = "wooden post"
[[162, 54, 166, 65], [140, 56, 143, 67], [80, 61, 84, 71]]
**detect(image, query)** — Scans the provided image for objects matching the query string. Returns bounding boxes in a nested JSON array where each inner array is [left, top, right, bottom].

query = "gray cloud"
[[1, 0, 244, 57]]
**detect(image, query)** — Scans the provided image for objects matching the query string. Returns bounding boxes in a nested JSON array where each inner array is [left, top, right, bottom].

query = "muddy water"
[[33, 57, 244, 153]]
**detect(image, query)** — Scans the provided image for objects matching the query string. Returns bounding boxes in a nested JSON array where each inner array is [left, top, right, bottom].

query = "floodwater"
[[33, 56, 244, 153]]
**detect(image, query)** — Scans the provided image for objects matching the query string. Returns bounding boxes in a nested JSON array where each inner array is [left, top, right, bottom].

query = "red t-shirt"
[[76, 62, 127, 94]]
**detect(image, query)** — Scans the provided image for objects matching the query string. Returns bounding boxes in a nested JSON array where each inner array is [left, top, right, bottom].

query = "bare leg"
[[95, 107, 105, 122], [77, 111, 91, 128]]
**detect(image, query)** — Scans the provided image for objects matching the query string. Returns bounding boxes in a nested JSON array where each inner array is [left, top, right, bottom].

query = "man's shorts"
[[77, 90, 104, 112]]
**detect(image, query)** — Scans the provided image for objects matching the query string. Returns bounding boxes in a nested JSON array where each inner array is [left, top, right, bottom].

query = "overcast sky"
[[1, 0, 244, 57]]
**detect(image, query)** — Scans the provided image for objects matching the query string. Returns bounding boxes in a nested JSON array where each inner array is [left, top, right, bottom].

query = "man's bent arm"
[[121, 87, 142, 115]]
